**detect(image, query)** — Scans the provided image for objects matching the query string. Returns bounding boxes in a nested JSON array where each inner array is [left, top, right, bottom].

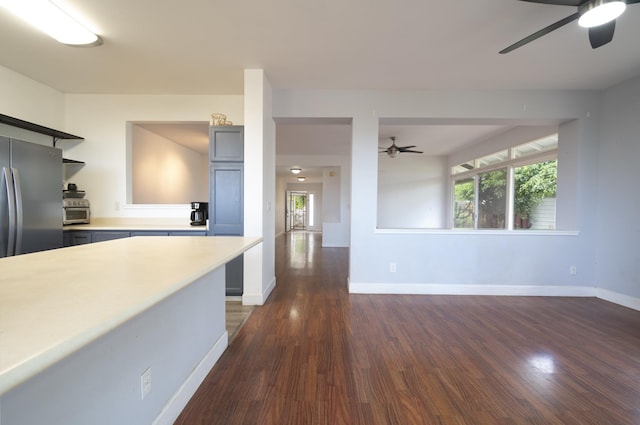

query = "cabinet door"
[[92, 231, 130, 243], [67, 231, 91, 246], [209, 126, 243, 162], [225, 255, 244, 296], [209, 162, 243, 236], [130, 231, 169, 236], [169, 231, 207, 236]]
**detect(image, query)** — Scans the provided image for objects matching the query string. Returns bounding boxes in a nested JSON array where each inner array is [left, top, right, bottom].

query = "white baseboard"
[[348, 281, 640, 312], [349, 282, 596, 297], [596, 288, 640, 311], [152, 331, 229, 425], [242, 276, 276, 305]]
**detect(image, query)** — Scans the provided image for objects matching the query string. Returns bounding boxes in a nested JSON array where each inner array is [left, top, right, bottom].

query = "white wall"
[[131, 125, 208, 204], [273, 89, 600, 294], [0, 65, 66, 131], [242, 69, 276, 305], [63, 94, 243, 219], [377, 154, 446, 228], [595, 75, 640, 300]]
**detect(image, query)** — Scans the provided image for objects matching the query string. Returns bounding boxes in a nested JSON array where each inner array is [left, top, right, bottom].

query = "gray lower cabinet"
[[64, 230, 91, 246], [170, 231, 207, 236], [63, 230, 206, 247], [92, 231, 130, 243], [209, 162, 244, 236], [130, 231, 169, 236]]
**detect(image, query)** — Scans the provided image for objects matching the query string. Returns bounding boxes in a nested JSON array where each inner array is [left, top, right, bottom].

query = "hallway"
[[175, 232, 640, 424]]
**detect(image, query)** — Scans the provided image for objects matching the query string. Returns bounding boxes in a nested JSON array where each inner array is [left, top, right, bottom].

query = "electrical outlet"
[[141, 367, 152, 400], [570, 266, 577, 275], [389, 262, 397, 273]]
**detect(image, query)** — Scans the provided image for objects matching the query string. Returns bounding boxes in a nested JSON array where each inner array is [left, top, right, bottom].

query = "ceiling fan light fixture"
[[0, 0, 102, 46], [578, 0, 626, 28], [290, 167, 301, 174]]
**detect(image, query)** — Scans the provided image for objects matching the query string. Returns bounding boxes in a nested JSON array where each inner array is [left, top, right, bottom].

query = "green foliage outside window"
[[453, 159, 557, 229], [513, 160, 557, 222]]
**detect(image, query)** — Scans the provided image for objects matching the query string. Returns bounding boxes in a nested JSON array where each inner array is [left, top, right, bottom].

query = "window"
[[452, 134, 557, 230], [478, 168, 507, 229], [454, 178, 475, 228], [513, 160, 557, 229]]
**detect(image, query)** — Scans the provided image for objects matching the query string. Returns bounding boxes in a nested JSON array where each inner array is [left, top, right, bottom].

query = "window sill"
[[375, 228, 579, 236]]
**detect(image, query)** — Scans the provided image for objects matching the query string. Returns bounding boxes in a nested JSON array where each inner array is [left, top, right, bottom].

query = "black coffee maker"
[[190, 201, 208, 226]]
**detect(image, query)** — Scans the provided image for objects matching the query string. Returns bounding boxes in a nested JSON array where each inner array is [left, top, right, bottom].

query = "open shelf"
[[0, 113, 85, 165], [0, 113, 83, 143]]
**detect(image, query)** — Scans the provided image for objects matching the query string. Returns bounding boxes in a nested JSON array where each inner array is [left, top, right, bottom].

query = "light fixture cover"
[[297, 176, 306, 182], [0, 0, 102, 46], [578, 0, 626, 28], [290, 167, 301, 174]]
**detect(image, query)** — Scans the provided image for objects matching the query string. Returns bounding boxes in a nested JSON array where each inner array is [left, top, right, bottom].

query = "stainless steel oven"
[[63, 198, 90, 224]]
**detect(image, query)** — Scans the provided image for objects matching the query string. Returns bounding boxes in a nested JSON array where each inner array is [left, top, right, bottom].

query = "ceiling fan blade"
[[589, 20, 615, 49], [398, 145, 417, 150], [403, 150, 423, 154], [500, 12, 579, 54]]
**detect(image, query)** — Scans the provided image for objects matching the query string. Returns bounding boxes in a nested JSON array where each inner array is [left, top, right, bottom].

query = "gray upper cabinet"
[[209, 126, 244, 162]]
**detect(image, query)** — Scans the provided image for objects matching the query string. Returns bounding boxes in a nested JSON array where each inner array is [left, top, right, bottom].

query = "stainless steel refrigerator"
[[1, 135, 63, 257]]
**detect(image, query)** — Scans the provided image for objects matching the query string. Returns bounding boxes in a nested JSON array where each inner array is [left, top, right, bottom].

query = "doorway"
[[289, 191, 309, 230]]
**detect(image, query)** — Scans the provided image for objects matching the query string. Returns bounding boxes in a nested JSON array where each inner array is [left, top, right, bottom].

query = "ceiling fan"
[[500, 0, 640, 54], [379, 137, 423, 158]]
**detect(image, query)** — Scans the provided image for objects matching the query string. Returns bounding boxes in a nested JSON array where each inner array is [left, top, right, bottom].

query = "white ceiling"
[[1, 0, 637, 175], [0, 0, 638, 95]]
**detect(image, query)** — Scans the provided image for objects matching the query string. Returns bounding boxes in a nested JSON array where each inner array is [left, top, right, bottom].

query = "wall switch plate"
[[389, 262, 397, 273], [570, 266, 577, 275], [141, 367, 152, 400]]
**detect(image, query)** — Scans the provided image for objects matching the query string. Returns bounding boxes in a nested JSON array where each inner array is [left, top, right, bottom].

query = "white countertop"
[[0, 236, 261, 395]]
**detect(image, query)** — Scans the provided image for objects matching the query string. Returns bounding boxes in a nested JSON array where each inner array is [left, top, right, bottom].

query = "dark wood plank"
[[176, 231, 640, 424]]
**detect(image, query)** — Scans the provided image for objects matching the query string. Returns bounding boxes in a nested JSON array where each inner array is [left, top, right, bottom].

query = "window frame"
[[451, 148, 558, 230]]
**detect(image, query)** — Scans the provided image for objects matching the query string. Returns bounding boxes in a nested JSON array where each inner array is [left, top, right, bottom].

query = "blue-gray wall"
[[596, 75, 640, 299]]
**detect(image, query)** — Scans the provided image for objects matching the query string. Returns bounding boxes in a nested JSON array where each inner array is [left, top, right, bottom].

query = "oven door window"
[[65, 209, 89, 220]]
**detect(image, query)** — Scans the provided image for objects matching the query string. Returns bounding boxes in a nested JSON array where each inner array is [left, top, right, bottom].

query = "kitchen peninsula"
[[0, 235, 261, 425]]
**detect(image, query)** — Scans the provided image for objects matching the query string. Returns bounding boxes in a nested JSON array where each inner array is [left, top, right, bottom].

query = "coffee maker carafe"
[[190, 201, 208, 226]]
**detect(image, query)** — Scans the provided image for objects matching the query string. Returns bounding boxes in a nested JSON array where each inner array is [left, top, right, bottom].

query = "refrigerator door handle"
[[12, 168, 23, 255], [3, 167, 16, 256]]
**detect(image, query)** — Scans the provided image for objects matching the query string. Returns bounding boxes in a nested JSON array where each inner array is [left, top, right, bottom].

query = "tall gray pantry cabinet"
[[208, 126, 244, 296]]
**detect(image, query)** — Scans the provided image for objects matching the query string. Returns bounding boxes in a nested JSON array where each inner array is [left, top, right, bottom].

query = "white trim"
[[152, 331, 228, 425], [348, 282, 596, 297], [596, 288, 640, 311], [375, 228, 579, 236], [242, 276, 276, 305], [348, 281, 640, 312], [225, 296, 243, 302]]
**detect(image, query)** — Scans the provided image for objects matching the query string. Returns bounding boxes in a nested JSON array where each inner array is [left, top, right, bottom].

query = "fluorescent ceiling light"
[[578, 0, 626, 28], [0, 0, 102, 46]]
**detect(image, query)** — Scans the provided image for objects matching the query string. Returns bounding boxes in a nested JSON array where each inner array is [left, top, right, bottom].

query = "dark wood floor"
[[175, 231, 640, 424]]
